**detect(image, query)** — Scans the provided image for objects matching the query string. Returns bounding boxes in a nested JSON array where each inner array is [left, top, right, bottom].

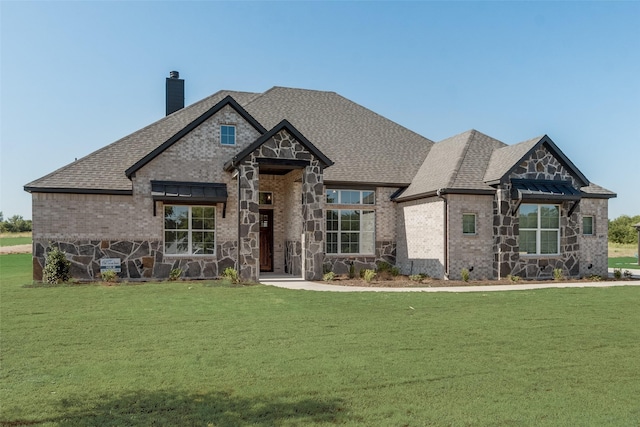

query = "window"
[[583, 216, 594, 235], [462, 213, 476, 235], [220, 125, 236, 146], [519, 204, 560, 255], [259, 192, 273, 205], [326, 210, 375, 254], [164, 205, 215, 255], [326, 189, 375, 205]]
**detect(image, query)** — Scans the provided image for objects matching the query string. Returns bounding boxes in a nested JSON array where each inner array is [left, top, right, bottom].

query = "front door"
[[259, 210, 273, 272]]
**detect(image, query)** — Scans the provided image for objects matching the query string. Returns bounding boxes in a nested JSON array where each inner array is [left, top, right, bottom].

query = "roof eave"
[[24, 186, 133, 195]]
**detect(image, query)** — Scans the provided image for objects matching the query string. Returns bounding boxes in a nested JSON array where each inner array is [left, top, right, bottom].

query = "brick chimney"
[[165, 71, 184, 116]]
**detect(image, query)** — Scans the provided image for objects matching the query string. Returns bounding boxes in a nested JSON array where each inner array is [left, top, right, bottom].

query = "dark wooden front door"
[[259, 210, 273, 272]]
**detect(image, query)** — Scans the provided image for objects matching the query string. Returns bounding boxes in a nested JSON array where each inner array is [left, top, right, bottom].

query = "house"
[[25, 72, 615, 282]]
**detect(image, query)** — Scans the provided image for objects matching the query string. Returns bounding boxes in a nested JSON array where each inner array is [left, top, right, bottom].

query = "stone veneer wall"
[[32, 240, 237, 281], [395, 197, 446, 278], [447, 194, 495, 280], [579, 198, 609, 278], [493, 144, 583, 279], [241, 129, 325, 280]]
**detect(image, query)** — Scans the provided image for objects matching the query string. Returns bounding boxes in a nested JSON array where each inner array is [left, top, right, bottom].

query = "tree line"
[[0, 212, 32, 233], [608, 215, 640, 245]]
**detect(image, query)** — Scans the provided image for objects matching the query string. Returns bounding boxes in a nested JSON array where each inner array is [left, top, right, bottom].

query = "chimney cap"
[[169, 71, 180, 79]]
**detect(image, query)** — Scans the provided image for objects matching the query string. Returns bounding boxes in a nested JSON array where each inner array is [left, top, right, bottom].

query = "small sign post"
[[100, 258, 121, 273]]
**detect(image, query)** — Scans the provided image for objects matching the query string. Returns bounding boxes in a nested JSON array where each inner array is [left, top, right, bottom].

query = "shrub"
[[390, 266, 400, 276], [460, 268, 470, 282], [169, 268, 182, 281], [507, 274, 520, 283], [623, 270, 633, 279], [613, 268, 622, 280], [588, 275, 602, 282], [222, 267, 240, 284], [553, 268, 564, 281], [409, 273, 428, 282], [100, 270, 118, 283], [363, 269, 376, 283], [42, 247, 71, 285], [322, 271, 335, 282], [376, 261, 392, 273], [348, 263, 356, 279]]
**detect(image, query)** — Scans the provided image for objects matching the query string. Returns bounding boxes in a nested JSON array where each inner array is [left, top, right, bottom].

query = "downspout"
[[437, 189, 449, 279], [234, 168, 241, 274]]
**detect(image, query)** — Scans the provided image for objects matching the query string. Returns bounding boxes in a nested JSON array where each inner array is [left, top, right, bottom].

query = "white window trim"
[[164, 205, 216, 256], [519, 204, 561, 256], [462, 213, 477, 235], [583, 215, 594, 236], [325, 209, 375, 256], [220, 124, 236, 146]]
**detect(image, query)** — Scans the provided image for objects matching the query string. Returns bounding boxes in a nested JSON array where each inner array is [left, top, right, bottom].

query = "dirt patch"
[[320, 273, 635, 288], [0, 244, 31, 254]]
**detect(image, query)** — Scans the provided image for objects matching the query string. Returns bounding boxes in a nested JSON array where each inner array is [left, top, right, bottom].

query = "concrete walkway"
[[260, 269, 640, 293]]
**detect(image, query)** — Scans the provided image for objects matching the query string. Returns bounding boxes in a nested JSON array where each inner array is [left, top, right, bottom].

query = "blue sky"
[[1, 1, 638, 220]]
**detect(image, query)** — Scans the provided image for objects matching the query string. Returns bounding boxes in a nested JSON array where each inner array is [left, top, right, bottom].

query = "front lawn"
[[1, 254, 640, 425], [0, 231, 32, 247], [609, 256, 640, 270]]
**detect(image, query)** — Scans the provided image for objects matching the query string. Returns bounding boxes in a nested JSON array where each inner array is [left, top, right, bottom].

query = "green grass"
[[0, 231, 32, 247], [2, 254, 640, 426], [609, 256, 640, 270]]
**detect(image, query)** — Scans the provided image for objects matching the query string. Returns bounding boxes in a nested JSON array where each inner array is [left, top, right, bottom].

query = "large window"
[[164, 205, 215, 255], [326, 210, 375, 254], [519, 204, 560, 255], [220, 125, 236, 146], [326, 189, 375, 205]]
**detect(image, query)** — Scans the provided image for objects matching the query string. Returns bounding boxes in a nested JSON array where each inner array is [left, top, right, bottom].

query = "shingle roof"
[[395, 130, 505, 201], [483, 136, 542, 184], [241, 87, 433, 184], [25, 87, 433, 192], [581, 183, 616, 198]]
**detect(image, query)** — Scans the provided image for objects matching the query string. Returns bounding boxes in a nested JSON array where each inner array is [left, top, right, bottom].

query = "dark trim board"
[[23, 187, 133, 196]]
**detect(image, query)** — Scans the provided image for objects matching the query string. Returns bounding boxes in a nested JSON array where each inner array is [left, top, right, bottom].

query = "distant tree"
[[0, 211, 3, 222], [608, 215, 640, 244], [3, 215, 32, 233]]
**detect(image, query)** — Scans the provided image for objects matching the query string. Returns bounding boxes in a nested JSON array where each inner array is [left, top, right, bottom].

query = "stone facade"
[[493, 144, 584, 279]]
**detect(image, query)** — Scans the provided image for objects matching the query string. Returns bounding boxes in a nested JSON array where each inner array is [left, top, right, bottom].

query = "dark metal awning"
[[151, 180, 227, 203], [511, 179, 582, 201]]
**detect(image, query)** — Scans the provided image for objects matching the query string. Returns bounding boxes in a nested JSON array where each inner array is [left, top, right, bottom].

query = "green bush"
[[376, 261, 392, 273], [507, 274, 520, 283], [613, 268, 622, 280], [169, 268, 182, 281], [363, 269, 376, 283], [322, 271, 335, 282], [222, 267, 240, 284], [348, 263, 356, 279], [460, 268, 470, 282], [42, 247, 71, 285], [409, 274, 428, 282], [100, 270, 118, 283], [390, 266, 400, 276], [553, 268, 564, 281], [608, 215, 640, 244]]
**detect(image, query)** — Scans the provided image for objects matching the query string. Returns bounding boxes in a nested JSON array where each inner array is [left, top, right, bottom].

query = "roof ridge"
[[446, 130, 475, 188]]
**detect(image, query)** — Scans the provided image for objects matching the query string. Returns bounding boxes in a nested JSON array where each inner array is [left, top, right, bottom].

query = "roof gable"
[[125, 96, 267, 178], [484, 135, 589, 187], [226, 119, 333, 170]]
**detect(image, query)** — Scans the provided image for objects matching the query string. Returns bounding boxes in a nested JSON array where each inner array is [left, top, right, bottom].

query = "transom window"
[[326, 189, 375, 205], [164, 205, 215, 255], [519, 204, 560, 255], [462, 213, 476, 235], [583, 216, 594, 235], [220, 125, 236, 146], [326, 210, 375, 254]]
